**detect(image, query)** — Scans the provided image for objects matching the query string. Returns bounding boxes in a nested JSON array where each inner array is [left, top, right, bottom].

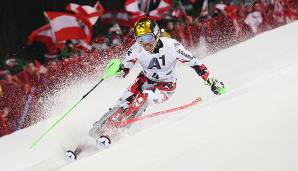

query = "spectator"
[[19, 63, 37, 83], [272, 0, 288, 27], [3, 58, 23, 86], [0, 79, 25, 132], [166, 21, 182, 43], [107, 24, 124, 47], [190, 17, 201, 47], [0, 82, 2, 97], [0, 108, 11, 137], [289, 0, 298, 20], [215, 1, 243, 37], [1, 0, 297, 135], [92, 36, 110, 50], [0, 70, 9, 81], [244, 3, 263, 36], [45, 60, 64, 90], [16, 62, 45, 96]]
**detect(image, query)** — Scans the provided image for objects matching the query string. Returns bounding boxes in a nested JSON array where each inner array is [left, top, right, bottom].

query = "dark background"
[[0, 0, 117, 62], [0, 0, 248, 63]]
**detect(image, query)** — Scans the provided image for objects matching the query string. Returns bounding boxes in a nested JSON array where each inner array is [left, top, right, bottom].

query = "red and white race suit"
[[115, 37, 209, 110]]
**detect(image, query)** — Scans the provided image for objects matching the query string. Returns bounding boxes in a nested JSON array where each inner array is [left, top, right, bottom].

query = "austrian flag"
[[66, 2, 104, 25], [28, 24, 54, 49], [100, 10, 131, 26], [124, 0, 173, 21], [44, 11, 93, 43]]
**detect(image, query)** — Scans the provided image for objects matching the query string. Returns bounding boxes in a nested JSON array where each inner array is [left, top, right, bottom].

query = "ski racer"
[[90, 17, 225, 141]]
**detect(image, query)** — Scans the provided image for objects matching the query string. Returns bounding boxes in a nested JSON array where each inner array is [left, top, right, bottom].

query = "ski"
[[65, 97, 202, 161], [116, 97, 202, 127], [65, 135, 112, 161], [65, 150, 78, 161]]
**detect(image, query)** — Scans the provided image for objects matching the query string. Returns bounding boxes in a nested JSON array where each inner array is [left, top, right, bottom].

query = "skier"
[[65, 17, 226, 160], [90, 17, 225, 146]]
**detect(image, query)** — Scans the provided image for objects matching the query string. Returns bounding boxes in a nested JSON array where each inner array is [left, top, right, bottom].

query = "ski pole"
[[30, 59, 121, 149]]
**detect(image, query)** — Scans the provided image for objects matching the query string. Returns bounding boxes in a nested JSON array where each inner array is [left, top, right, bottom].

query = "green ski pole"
[[30, 59, 121, 149]]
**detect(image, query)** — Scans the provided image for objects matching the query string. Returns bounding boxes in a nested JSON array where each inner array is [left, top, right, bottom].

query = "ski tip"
[[96, 135, 112, 149]]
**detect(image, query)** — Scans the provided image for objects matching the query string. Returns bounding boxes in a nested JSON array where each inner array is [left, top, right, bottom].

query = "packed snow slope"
[[1, 21, 298, 171]]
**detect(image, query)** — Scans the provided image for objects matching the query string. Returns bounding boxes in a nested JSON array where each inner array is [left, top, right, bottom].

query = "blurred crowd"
[[1, 0, 298, 137]]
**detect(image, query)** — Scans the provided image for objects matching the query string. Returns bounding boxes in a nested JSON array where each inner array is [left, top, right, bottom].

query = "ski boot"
[[89, 107, 127, 141]]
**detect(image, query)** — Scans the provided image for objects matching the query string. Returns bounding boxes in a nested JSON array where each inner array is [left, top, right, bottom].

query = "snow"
[[1, 21, 298, 171]]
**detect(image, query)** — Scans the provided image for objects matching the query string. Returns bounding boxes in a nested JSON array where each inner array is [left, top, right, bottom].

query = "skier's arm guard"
[[191, 64, 209, 81]]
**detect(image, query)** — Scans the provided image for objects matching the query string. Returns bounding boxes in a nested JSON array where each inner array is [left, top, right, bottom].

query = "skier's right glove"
[[206, 77, 226, 95], [116, 64, 130, 78]]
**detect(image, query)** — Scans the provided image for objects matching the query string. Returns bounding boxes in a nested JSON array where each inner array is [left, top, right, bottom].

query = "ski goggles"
[[135, 33, 155, 44]]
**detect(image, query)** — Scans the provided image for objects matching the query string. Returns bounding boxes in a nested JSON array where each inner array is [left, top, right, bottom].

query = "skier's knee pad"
[[143, 89, 170, 105], [133, 92, 148, 107]]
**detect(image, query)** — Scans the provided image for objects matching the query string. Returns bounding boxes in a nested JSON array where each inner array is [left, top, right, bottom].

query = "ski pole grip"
[[102, 59, 122, 80]]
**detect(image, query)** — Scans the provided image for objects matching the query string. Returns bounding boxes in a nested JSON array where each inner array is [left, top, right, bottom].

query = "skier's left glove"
[[116, 64, 130, 78], [206, 77, 226, 95]]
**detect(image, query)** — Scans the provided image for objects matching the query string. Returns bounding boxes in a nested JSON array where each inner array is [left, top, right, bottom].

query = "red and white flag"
[[148, 0, 173, 20], [124, 0, 173, 21], [200, 0, 209, 17], [124, 0, 146, 19], [44, 11, 93, 43], [66, 2, 104, 25], [27, 24, 57, 52], [100, 10, 131, 26]]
